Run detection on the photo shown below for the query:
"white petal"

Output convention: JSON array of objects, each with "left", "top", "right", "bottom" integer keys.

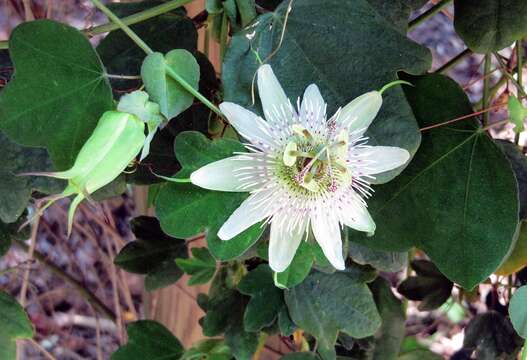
[
  {"left": 340, "top": 195, "right": 376, "bottom": 233},
  {"left": 218, "top": 189, "right": 275, "bottom": 240},
  {"left": 300, "top": 84, "right": 327, "bottom": 130},
  {"left": 219, "top": 102, "right": 275, "bottom": 149},
  {"left": 190, "top": 155, "right": 260, "bottom": 192},
  {"left": 351, "top": 146, "right": 410, "bottom": 175},
  {"left": 311, "top": 212, "right": 345, "bottom": 270},
  {"left": 338, "top": 91, "right": 382, "bottom": 134},
  {"left": 269, "top": 215, "right": 307, "bottom": 272},
  {"left": 257, "top": 64, "right": 293, "bottom": 123}
]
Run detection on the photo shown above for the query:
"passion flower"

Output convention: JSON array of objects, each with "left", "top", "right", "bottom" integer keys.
[{"left": 191, "top": 65, "right": 410, "bottom": 272}]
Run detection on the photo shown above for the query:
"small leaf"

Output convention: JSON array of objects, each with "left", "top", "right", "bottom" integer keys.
[
  {"left": 0, "top": 290, "right": 33, "bottom": 360},
  {"left": 238, "top": 264, "right": 283, "bottom": 332},
  {"left": 508, "top": 96, "right": 527, "bottom": 133},
  {"left": 397, "top": 260, "right": 453, "bottom": 311},
  {"left": 454, "top": 0, "right": 527, "bottom": 53},
  {"left": 141, "top": 50, "right": 199, "bottom": 120},
  {"left": 181, "top": 339, "right": 232, "bottom": 360},
  {"left": 111, "top": 320, "right": 184, "bottom": 360},
  {"left": 284, "top": 269, "right": 381, "bottom": 349},
  {"left": 176, "top": 247, "right": 216, "bottom": 286},
  {"left": 0, "top": 20, "right": 113, "bottom": 169},
  {"left": 114, "top": 216, "right": 187, "bottom": 291},
  {"left": 275, "top": 242, "right": 314, "bottom": 289},
  {"left": 97, "top": 3, "right": 196, "bottom": 96},
  {"left": 509, "top": 285, "right": 527, "bottom": 338}
]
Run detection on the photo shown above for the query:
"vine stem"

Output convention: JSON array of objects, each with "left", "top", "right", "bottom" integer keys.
[
  {"left": 0, "top": 0, "right": 195, "bottom": 50},
  {"left": 482, "top": 54, "right": 492, "bottom": 125},
  {"left": 13, "top": 238, "right": 117, "bottom": 321},
  {"left": 522, "top": 338, "right": 527, "bottom": 360},
  {"left": 493, "top": 52, "right": 527, "bottom": 98},
  {"left": 90, "top": 0, "right": 224, "bottom": 118},
  {"left": 408, "top": 0, "right": 452, "bottom": 31},
  {"left": 435, "top": 48, "right": 472, "bottom": 74}
]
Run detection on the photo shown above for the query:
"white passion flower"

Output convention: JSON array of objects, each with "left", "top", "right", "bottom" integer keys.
[{"left": 191, "top": 65, "right": 410, "bottom": 272}]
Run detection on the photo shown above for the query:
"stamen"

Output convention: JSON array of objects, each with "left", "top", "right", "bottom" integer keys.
[
  {"left": 292, "top": 124, "right": 313, "bottom": 140},
  {"left": 283, "top": 141, "right": 298, "bottom": 166}
]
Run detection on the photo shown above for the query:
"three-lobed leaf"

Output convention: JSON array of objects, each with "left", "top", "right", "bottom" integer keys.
[
  {"left": 350, "top": 73, "right": 519, "bottom": 289},
  {"left": 284, "top": 269, "right": 381, "bottom": 349},
  {"left": 0, "top": 20, "right": 113, "bottom": 170}
]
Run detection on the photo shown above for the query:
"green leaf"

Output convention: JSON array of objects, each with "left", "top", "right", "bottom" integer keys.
[
  {"left": 397, "top": 349, "right": 443, "bottom": 360},
  {"left": 181, "top": 339, "right": 232, "bottom": 360},
  {"left": 281, "top": 353, "right": 320, "bottom": 360},
  {"left": 156, "top": 131, "right": 264, "bottom": 260},
  {"left": 126, "top": 53, "right": 216, "bottom": 185},
  {"left": 397, "top": 260, "right": 453, "bottom": 311},
  {"left": 274, "top": 242, "right": 314, "bottom": 289},
  {"left": 0, "top": 217, "right": 29, "bottom": 258},
  {"left": 238, "top": 264, "right": 283, "bottom": 332},
  {"left": 508, "top": 96, "right": 527, "bottom": 133},
  {"left": 142, "top": 50, "right": 200, "bottom": 120},
  {"left": 509, "top": 285, "right": 527, "bottom": 338},
  {"left": 176, "top": 247, "right": 216, "bottom": 286},
  {"left": 369, "top": 278, "right": 406, "bottom": 360},
  {"left": 454, "top": 0, "right": 527, "bottom": 53},
  {"left": 111, "top": 320, "right": 184, "bottom": 360},
  {"left": 223, "top": 0, "right": 431, "bottom": 183},
  {"left": 349, "top": 241, "right": 407, "bottom": 272},
  {"left": 201, "top": 269, "right": 259, "bottom": 360},
  {"left": 0, "top": 132, "right": 64, "bottom": 223},
  {"left": 462, "top": 311, "right": 522, "bottom": 360},
  {"left": 284, "top": 269, "right": 381, "bottom": 349},
  {"left": 97, "top": 2, "right": 196, "bottom": 95},
  {"left": 350, "top": 73, "right": 519, "bottom": 289},
  {"left": 0, "top": 290, "right": 33, "bottom": 360},
  {"left": 0, "top": 20, "right": 113, "bottom": 170},
  {"left": 114, "top": 216, "right": 187, "bottom": 291}
]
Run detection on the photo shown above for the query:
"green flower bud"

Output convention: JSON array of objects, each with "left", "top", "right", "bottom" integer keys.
[{"left": 23, "top": 111, "right": 145, "bottom": 235}]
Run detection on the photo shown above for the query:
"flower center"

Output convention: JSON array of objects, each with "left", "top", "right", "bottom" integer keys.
[{"left": 275, "top": 124, "right": 351, "bottom": 196}]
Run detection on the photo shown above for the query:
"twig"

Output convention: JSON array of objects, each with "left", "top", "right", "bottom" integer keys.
[
  {"left": 13, "top": 239, "right": 116, "bottom": 321},
  {"left": 26, "top": 338, "right": 57, "bottom": 360},
  {"left": 435, "top": 48, "right": 472, "bottom": 74},
  {"left": 408, "top": 0, "right": 452, "bottom": 31},
  {"left": 482, "top": 54, "right": 492, "bottom": 125},
  {"left": 17, "top": 213, "right": 40, "bottom": 360},
  {"left": 0, "top": 0, "right": 195, "bottom": 49},
  {"left": 493, "top": 52, "right": 527, "bottom": 97},
  {"left": 22, "top": 0, "right": 34, "bottom": 20},
  {"left": 420, "top": 103, "right": 506, "bottom": 132}
]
